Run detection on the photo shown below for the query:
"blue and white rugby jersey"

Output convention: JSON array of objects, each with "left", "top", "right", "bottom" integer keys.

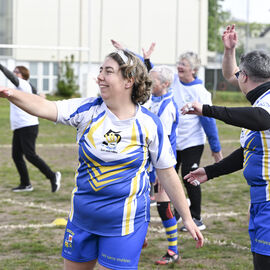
[
  {"left": 56, "top": 96, "right": 176, "bottom": 236},
  {"left": 240, "top": 90, "right": 270, "bottom": 203},
  {"left": 147, "top": 91, "right": 179, "bottom": 157}
]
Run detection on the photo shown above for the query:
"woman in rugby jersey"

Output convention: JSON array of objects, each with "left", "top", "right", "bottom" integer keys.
[{"left": 0, "top": 49, "right": 203, "bottom": 270}]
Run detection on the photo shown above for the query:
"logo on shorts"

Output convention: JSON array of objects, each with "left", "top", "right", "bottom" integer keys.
[
  {"left": 102, "top": 129, "right": 121, "bottom": 151},
  {"left": 65, "top": 233, "right": 73, "bottom": 248}
]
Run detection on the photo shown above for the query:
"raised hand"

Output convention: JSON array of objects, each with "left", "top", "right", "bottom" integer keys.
[
  {"left": 222, "top": 24, "right": 238, "bottom": 50},
  {"left": 142, "top": 42, "right": 156, "bottom": 59},
  {"left": 111, "top": 39, "right": 125, "bottom": 50}
]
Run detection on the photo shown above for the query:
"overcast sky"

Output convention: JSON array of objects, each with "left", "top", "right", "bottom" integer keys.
[{"left": 221, "top": 0, "right": 270, "bottom": 23}]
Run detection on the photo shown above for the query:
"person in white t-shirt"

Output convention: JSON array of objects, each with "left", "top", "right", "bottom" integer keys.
[
  {"left": 0, "top": 50, "right": 203, "bottom": 270},
  {"left": 0, "top": 64, "right": 61, "bottom": 192},
  {"left": 172, "top": 52, "right": 223, "bottom": 231}
]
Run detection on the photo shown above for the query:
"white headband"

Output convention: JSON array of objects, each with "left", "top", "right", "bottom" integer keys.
[{"left": 116, "top": 50, "right": 133, "bottom": 65}]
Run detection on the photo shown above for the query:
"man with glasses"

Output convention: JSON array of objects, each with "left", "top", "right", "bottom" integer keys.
[
  {"left": 0, "top": 63, "right": 61, "bottom": 193},
  {"left": 179, "top": 24, "right": 270, "bottom": 270}
]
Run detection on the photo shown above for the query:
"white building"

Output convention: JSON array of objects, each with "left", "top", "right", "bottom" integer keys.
[{"left": 0, "top": 0, "right": 208, "bottom": 96}]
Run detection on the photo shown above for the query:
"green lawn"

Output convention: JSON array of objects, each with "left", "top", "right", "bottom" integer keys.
[{"left": 0, "top": 92, "right": 253, "bottom": 270}]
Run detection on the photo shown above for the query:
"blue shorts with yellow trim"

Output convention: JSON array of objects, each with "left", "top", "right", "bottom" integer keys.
[
  {"left": 249, "top": 201, "right": 270, "bottom": 256},
  {"left": 62, "top": 219, "right": 148, "bottom": 269}
]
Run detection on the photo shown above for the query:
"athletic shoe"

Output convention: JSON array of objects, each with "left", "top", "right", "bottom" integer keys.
[
  {"left": 180, "top": 217, "right": 206, "bottom": 232},
  {"left": 12, "top": 184, "right": 33, "bottom": 192},
  {"left": 50, "top": 171, "right": 61, "bottom": 193},
  {"left": 155, "top": 250, "right": 180, "bottom": 265}
]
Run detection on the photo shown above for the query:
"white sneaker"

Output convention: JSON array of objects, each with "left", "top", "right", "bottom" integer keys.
[{"left": 51, "top": 171, "right": 61, "bottom": 192}]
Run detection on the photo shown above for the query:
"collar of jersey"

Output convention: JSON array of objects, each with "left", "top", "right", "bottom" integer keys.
[
  {"left": 180, "top": 77, "right": 202, "bottom": 86},
  {"left": 151, "top": 90, "right": 172, "bottom": 102}
]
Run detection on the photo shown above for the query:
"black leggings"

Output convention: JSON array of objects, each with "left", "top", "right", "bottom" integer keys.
[
  {"left": 175, "top": 145, "right": 204, "bottom": 220},
  {"left": 12, "top": 125, "right": 55, "bottom": 186},
  {"left": 253, "top": 252, "right": 270, "bottom": 270}
]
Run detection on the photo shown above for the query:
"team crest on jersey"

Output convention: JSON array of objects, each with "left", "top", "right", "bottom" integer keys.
[{"left": 102, "top": 129, "right": 121, "bottom": 152}]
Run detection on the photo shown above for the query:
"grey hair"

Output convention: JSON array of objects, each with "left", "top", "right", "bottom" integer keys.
[
  {"left": 150, "top": 65, "right": 174, "bottom": 86},
  {"left": 178, "top": 51, "right": 201, "bottom": 77},
  {"left": 239, "top": 50, "right": 270, "bottom": 83}
]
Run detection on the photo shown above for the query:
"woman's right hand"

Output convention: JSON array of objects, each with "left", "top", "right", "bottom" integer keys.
[{"left": 0, "top": 86, "right": 12, "bottom": 98}]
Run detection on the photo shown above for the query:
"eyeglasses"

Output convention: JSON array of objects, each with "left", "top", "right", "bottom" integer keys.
[
  {"left": 177, "top": 61, "right": 187, "bottom": 67},
  {"left": 13, "top": 70, "right": 21, "bottom": 74},
  {"left": 235, "top": 70, "right": 246, "bottom": 79}
]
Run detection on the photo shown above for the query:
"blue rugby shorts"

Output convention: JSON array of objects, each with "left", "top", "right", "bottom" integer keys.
[{"left": 62, "top": 219, "right": 148, "bottom": 269}]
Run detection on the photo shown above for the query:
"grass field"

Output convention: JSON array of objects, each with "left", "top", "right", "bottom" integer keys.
[{"left": 0, "top": 92, "right": 254, "bottom": 270}]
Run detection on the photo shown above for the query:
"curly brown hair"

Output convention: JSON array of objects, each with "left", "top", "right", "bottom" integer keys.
[{"left": 107, "top": 50, "right": 152, "bottom": 105}]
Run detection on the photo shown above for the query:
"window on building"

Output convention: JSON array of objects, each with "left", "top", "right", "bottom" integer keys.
[
  {"left": 0, "top": 0, "right": 13, "bottom": 56},
  {"left": 28, "top": 61, "right": 58, "bottom": 93}
]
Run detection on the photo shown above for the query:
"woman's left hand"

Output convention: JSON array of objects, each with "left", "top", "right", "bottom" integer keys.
[
  {"left": 182, "top": 218, "right": 204, "bottom": 248},
  {"left": 181, "top": 101, "right": 203, "bottom": 115},
  {"left": 212, "top": 151, "right": 223, "bottom": 163}
]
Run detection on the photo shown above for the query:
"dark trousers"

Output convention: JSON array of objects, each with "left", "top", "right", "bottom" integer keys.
[
  {"left": 12, "top": 125, "right": 55, "bottom": 186},
  {"left": 175, "top": 145, "right": 204, "bottom": 220},
  {"left": 253, "top": 252, "right": 270, "bottom": 270}
]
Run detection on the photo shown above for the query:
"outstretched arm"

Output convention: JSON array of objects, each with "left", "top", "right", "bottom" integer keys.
[
  {"left": 157, "top": 167, "right": 204, "bottom": 248},
  {"left": 142, "top": 42, "right": 155, "bottom": 71},
  {"left": 0, "top": 87, "right": 57, "bottom": 121},
  {"left": 181, "top": 101, "right": 270, "bottom": 131},
  {"left": 0, "top": 64, "right": 19, "bottom": 87},
  {"left": 184, "top": 147, "right": 244, "bottom": 186},
  {"left": 222, "top": 25, "right": 239, "bottom": 86}
]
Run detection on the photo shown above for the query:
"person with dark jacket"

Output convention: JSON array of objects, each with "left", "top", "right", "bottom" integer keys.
[{"left": 182, "top": 25, "right": 270, "bottom": 270}]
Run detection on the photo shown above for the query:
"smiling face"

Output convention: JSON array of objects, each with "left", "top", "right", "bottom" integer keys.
[
  {"left": 97, "top": 57, "right": 131, "bottom": 105},
  {"left": 177, "top": 58, "right": 195, "bottom": 83}
]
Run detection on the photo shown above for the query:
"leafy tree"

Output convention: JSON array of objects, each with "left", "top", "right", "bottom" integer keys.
[
  {"left": 57, "top": 54, "right": 79, "bottom": 97},
  {"left": 208, "top": 0, "right": 231, "bottom": 53}
]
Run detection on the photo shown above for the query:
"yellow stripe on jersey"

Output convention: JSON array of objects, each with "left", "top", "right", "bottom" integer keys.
[
  {"left": 87, "top": 114, "right": 106, "bottom": 148},
  {"left": 244, "top": 128, "right": 249, "bottom": 136},
  {"left": 69, "top": 163, "right": 80, "bottom": 221},
  {"left": 261, "top": 131, "right": 270, "bottom": 184},
  {"left": 144, "top": 126, "right": 149, "bottom": 144},
  {"left": 243, "top": 136, "right": 255, "bottom": 169},
  {"left": 121, "top": 122, "right": 137, "bottom": 153},
  {"left": 81, "top": 147, "right": 138, "bottom": 191},
  {"left": 122, "top": 126, "right": 148, "bottom": 236}
]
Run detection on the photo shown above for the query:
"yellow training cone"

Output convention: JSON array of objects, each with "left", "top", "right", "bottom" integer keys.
[{"left": 52, "top": 218, "right": 67, "bottom": 226}]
